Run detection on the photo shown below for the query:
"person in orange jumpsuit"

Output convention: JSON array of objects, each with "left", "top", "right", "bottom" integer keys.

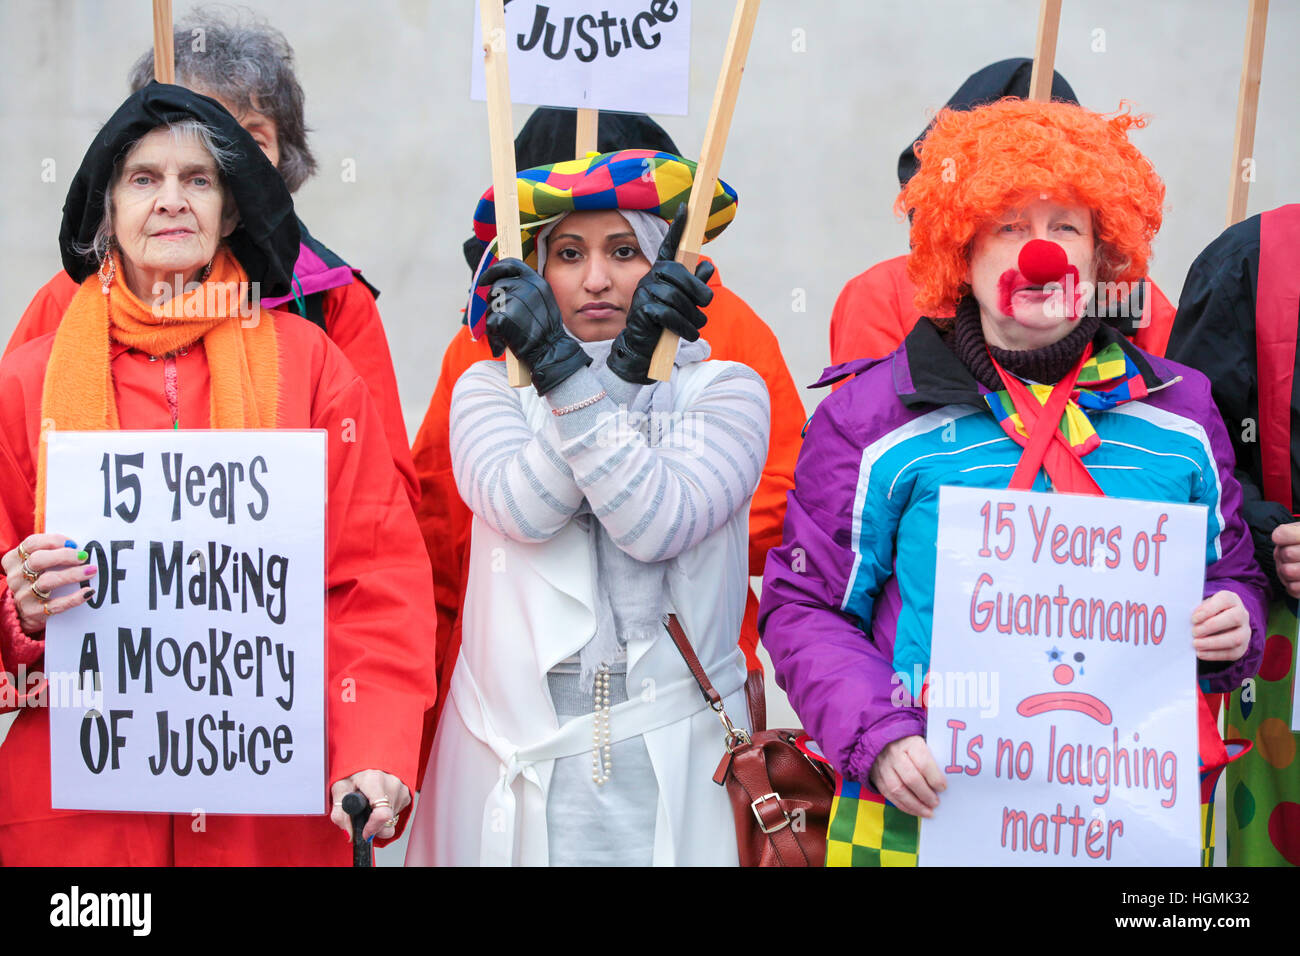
[
  {"left": 2, "top": 8, "right": 418, "bottom": 508},
  {"left": 0, "top": 84, "right": 435, "bottom": 865},
  {"left": 829, "top": 58, "right": 1176, "bottom": 370},
  {"left": 410, "top": 109, "right": 803, "bottom": 786}
]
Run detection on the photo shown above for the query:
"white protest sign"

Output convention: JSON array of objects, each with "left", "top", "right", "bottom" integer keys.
[
  {"left": 471, "top": 1, "right": 692, "bottom": 115},
  {"left": 919, "top": 486, "right": 1204, "bottom": 866},
  {"left": 43, "top": 431, "right": 325, "bottom": 815}
]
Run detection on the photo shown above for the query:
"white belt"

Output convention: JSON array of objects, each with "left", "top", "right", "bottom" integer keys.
[{"left": 450, "top": 648, "right": 746, "bottom": 866}]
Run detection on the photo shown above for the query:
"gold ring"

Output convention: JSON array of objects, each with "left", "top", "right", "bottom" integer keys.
[
  {"left": 43, "top": 602, "right": 53, "bottom": 616},
  {"left": 21, "top": 558, "right": 39, "bottom": 583},
  {"left": 31, "top": 582, "right": 52, "bottom": 602},
  {"left": 381, "top": 818, "right": 397, "bottom": 829},
  {"left": 16, "top": 541, "right": 31, "bottom": 562}
]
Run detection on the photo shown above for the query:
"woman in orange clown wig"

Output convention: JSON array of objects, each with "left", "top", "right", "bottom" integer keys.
[{"left": 760, "top": 99, "right": 1265, "bottom": 865}]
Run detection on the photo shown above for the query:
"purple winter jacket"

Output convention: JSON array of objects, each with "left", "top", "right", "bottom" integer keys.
[{"left": 758, "top": 319, "right": 1267, "bottom": 787}]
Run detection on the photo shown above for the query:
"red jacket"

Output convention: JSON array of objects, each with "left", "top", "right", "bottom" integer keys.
[
  {"left": 6, "top": 271, "right": 420, "bottom": 509},
  {"left": 0, "top": 314, "right": 437, "bottom": 865},
  {"left": 828, "top": 253, "right": 1178, "bottom": 369},
  {"left": 409, "top": 263, "right": 804, "bottom": 787}
]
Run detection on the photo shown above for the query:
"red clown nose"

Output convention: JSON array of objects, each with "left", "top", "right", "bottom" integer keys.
[{"left": 1018, "top": 239, "right": 1070, "bottom": 285}]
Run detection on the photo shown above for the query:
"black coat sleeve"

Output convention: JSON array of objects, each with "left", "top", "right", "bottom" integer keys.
[{"left": 1167, "top": 214, "right": 1294, "bottom": 597}]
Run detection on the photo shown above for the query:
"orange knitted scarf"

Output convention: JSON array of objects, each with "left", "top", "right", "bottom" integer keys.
[{"left": 35, "top": 245, "right": 279, "bottom": 531}]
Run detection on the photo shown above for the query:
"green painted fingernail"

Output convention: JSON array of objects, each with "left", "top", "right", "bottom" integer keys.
[{"left": 77, "top": 550, "right": 88, "bottom": 562}]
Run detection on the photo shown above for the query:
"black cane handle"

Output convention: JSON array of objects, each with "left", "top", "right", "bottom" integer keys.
[{"left": 342, "top": 791, "right": 373, "bottom": 868}]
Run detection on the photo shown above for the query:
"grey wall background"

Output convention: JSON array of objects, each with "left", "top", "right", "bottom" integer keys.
[
  {"left": 0, "top": 0, "right": 1292, "bottom": 865},
  {"left": 2, "top": 0, "right": 1297, "bottom": 430}
]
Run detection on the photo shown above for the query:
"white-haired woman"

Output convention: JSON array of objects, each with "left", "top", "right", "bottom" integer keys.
[
  {"left": 0, "top": 83, "right": 435, "bottom": 866},
  {"left": 6, "top": 6, "right": 418, "bottom": 507}
]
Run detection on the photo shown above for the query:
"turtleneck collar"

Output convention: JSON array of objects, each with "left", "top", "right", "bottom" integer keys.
[{"left": 946, "top": 295, "right": 1102, "bottom": 391}]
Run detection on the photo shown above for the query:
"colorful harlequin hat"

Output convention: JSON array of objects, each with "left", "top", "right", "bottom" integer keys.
[{"left": 464, "top": 148, "right": 738, "bottom": 339}]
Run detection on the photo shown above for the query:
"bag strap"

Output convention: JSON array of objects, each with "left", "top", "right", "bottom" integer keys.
[
  {"left": 665, "top": 615, "right": 813, "bottom": 866},
  {"left": 665, "top": 613, "right": 722, "bottom": 705},
  {"left": 664, "top": 614, "right": 756, "bottom": 747},
  {"left": 745, "top": 669, "right": 767, "bottom": 734},
  {"left": 661, "top": 615, "right": 766, "bottom": 731}
]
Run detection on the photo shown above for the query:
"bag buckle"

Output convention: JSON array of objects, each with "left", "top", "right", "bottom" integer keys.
[
  {"left": 750, "top": 793, "right": 790, "bottom": 834},
  {"left": 712, "top": 700, "right": 751, "bottom": 752}
]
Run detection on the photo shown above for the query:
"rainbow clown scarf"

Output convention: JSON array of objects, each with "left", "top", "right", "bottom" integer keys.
[
  {"left": 983, "top": 341, "right": 1149, "bottom": 456},
  {"left": 463, "top": 149, "right": 738, "bottom": 339}
]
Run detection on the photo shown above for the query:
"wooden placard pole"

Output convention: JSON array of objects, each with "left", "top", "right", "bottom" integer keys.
[
  {"left": 1027, "top": 0, "right": 1062, "bottom": 101},
  {"left": 1227, "top": 0, "right": 1269, "bottom": 227},
  {"left": 646, "top": 0, "right": 761, "bottom": 382},
  {"left": 153, "top": 0, "right": 175, "bottom": 84},
  {"left": 575, "top": 108, "right": 599, "bottom": 159},
  {"left": 479, "top": 0, "right": 530, "bottom": 387}
]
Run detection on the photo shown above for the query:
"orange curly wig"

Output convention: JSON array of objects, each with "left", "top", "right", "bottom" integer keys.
[{"left": 897, "top": 99, "right": 1165, "bottom": 319}]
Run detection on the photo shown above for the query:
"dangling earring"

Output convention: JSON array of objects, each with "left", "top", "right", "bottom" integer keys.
[{"left": 97, "top": 242, "right": 116, "bottom": 295}]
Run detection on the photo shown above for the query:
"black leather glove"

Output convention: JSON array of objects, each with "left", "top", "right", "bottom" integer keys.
[
  {"left": 478, "top": 258, "right": 592, "bottom": 395},
  {"left": 607, "top": 207, "right": 716, "bottom": 385}
]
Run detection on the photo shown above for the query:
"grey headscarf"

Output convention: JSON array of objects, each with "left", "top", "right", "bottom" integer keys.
[{"left": 541, "top": 209, "right": 705, "bottom": 691}]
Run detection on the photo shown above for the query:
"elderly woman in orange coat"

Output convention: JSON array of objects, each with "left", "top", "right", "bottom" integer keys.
[
  {"left": 0, "top": 84, "right": 435, "bottom": 865},
  {"left": 5, "top": 8, "right": 419, "bottom": 508}
]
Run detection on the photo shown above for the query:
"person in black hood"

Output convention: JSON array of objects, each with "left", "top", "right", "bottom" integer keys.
[
  {"left": 895, "top": 58, "right": 1078, "bottom": 188},
  {"left": 1166, "top": 204, "right": 1300, "bottom": 867},
  {"left": 0, "top": 83, "right": 437, "bottom": 865},
  {"left": 58, "top": 82, "right": 299, "bottom": 296},
  {"left": 828, "top": 57, "right": 1177, "bottom": 369},
  {"left": 6, "top": 7, "right": 419, "bottom": 508}
]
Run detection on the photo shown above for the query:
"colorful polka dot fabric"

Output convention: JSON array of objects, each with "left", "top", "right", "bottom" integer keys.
[{"left": 1227, "top": 595, "right": 1300, "bottom": 866}]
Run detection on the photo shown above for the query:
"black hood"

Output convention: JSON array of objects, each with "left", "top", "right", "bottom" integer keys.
[
  {"left": 60, "top": 82, "right": 299, "bottom": 298},
  {"left": 897, "top": 58, "right": 1079, "bottom": 187},
  {"left": 514, "top": 107, "right": 680, "bottom": 172},
  {"left": 464, "top": 107, "right": 681, "bottom": 272}
]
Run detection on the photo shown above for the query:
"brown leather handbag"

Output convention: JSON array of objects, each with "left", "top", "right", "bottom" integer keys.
[{"left": 665, "top": 615, "right": 837, "bottom": 867}]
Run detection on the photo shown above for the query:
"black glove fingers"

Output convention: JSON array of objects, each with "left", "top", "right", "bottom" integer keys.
[
  {"left": 638, "top": 301, "right": 702, "bottom": 342},
  {"left": 484, "top": 315, "right": 510, "bottom": 358},
  {"left": 508, "top": 280, "right": 551, "bottom": 326},
  {"left": 482, "top": 258, "right": 560, "bottom": 317},
  {"left": 692, "top": 258, "right": 716, "bottom": 290},
  {"left": 640, "top": 281, "right": 701, "bottom": 327},
  {"left": 479, "top": 258, "right": 529, "bottom": 288},
  {"left": 656, "top": 204, "right": 689, "bottom": 262},
  {"left": 650, "top": 260, "right": 714, "bottom": 307}
]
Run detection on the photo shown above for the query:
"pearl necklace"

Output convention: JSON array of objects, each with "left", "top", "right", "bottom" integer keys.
[{"left": 591, "top": 664, "right": 612, "bottom": 785}]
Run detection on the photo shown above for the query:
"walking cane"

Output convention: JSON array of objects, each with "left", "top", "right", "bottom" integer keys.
[{"left": 342, "top": 791, "right": 374, "bottom": 868}]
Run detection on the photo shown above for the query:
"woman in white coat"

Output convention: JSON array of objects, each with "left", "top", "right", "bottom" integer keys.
[{"left": 405, "top": 151, "right": 768, "bottom": 866}]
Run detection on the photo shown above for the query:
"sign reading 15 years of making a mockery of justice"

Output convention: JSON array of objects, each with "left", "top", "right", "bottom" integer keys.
[{"left": 43, "top": 430, "right": 326, "bottom": 815}]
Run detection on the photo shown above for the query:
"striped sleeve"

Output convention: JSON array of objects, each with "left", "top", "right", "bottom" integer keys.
[
  {"left": 448, "top": 361, "right": 585, "bottom": 542},
  {"left": 552, "top": 362, "right": 770, "bottom": 563}
]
